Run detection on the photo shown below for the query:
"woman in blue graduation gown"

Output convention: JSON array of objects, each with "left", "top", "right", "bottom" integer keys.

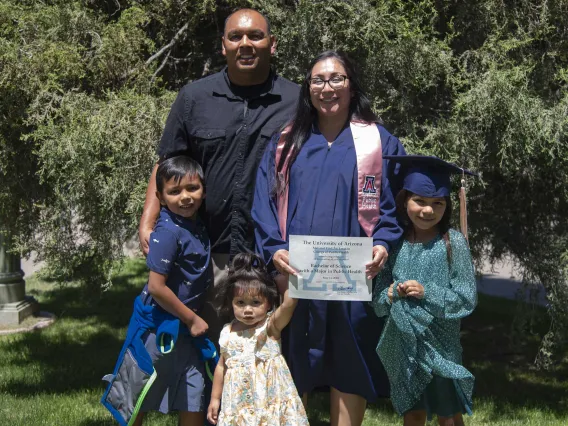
[{"left": 252, "top": 51, "right": 406, "bottom": 425}]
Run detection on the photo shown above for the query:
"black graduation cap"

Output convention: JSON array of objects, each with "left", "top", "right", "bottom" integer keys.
[{"left": 383, "top": 155, "right": 478, "bottom": 198}]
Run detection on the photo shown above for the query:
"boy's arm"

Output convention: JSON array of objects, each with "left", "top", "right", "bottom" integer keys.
[
  {"left": 207, "top": 354, "right": 226, "bottom": 425},
  {"left": 268, "top": 288, "right": 298, "bottom": 339},
  {"left": 139, "top": 163, "right": 161, "bottom": 255},
  {"left": 148, "top": 271, "right": 208, "bottom": 336},
  {"left": 141, "top": 88, "right": 193, "bottom": 255}
]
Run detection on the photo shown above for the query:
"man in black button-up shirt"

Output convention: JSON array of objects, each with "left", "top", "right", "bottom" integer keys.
[{"left": 138, "top": 9, "right": 298, "bottom": 338}]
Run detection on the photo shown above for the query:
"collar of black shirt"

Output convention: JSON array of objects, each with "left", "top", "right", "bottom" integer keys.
[{"left": 213, "top": 66, "right": 281, "bottom": 100}]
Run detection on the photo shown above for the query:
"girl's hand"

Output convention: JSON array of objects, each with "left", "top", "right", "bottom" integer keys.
[
  {"left": 400, "top": 280, "right": 425, "bottom": 299},
  {"left": 273, "top": 249, "right": 297, "bottom": 276},
  {"left": 366, "top": 245, "right": 388, "bottom": 279},
  {"left": 207, "top": 398, "right": 221, "bottom": 424},
  {"left": 274, "top": 274, "right": 289, "bottom": 295},
  {"left": 387, "top": 283, "right": 405, "bottom": 302}
]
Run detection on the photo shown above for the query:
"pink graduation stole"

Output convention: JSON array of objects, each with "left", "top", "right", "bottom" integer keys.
[{"left": 275, "top": 122, "right": 382, "bottom": 239}]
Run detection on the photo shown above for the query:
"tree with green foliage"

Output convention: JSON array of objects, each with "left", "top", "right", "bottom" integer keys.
[{"left": 1, "top": 0, "right": 567, "bottom": 366}]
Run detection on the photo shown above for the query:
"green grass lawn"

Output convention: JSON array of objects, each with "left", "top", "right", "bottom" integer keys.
[{"left": 1, "top": 258, "right": 567, "bottom": 425}]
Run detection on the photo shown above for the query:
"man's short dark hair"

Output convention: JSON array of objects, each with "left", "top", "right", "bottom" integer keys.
[
  {"left": 156, "top": 156, "right": 204, "bottom": 193},
  {"left": 223, "top": 8, "right": 271, "bottom": 35}
]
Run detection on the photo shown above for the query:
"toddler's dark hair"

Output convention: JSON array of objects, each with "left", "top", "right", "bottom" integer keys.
[
  {"left": 213, "top": 253, "right": 279, "bottom": 319},
  {"left": 156, "top": 155, "right": 204, "bottom": 193}
]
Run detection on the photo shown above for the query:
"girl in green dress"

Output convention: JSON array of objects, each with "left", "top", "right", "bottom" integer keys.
[{"left": 372, "top": 155, "right": 478, "bottom": 426}]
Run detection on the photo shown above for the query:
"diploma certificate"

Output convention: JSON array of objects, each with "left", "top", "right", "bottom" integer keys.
[{"left": 288, "top": 235, "right": 373, "bottom": 301}]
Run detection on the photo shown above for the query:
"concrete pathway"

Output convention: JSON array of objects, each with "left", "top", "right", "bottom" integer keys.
[
  {"left": 477, "top": 259, "right": 547, "bottom": 306},
  {"left": 21, "top": 252, "right": 44, "bottom": 279},
  {"left": 20, "top": 238, "right": 140, "bottom": 279}
]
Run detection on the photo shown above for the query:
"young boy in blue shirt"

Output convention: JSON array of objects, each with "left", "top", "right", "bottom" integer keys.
[{"left": 102, "top": 156, "right": 212, "bottom": 426}]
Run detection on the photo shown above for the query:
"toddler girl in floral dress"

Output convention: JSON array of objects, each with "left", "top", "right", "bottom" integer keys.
[{"left": 206, "top": 253, "right": 308, "bottom": 426}]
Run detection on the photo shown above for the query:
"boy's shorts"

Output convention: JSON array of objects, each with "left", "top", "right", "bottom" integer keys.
[{"left": 139, "top": 330, "right": 205, "bottom": 414}]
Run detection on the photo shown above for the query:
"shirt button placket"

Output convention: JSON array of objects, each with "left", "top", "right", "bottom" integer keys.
[{"left": 231, "top": 98, "right": 249, "bottom": 255}]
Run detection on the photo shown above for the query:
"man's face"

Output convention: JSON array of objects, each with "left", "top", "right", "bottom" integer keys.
[{"left": 222, "top": 10, "right": 275, "bottom": 79}]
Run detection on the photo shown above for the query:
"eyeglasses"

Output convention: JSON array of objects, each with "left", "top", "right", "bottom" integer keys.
[{"left": 308, "top": 75, "right": 348, "bottom": 90}]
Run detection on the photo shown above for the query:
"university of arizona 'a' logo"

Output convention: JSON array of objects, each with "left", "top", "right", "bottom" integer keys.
[{"left": 363, "top": 175, "right": 377, "bottom": 193}]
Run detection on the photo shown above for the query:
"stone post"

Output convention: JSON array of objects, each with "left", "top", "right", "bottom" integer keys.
[{"left": 0, "top": 232, "right": 38, "bottom": 325}]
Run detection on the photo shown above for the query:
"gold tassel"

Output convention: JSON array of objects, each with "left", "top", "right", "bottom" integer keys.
[{"left": 459, "top": 173, "right": 468, "bottom": 243}]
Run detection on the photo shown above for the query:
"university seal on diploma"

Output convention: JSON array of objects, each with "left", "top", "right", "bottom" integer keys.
[{"left": 288, "top": 235, "right": 373, "bottom": 301}]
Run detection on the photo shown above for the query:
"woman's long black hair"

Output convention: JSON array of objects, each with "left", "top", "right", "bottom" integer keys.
[{"left": 276, "top": 51, "right": 380, "bottom": 189}]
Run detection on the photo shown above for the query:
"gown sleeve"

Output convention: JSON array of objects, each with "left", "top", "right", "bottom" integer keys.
[
  {"left": 372, "top": 127, "right": 406, "bottom": 252},
  {"left": 421, "top": 231, "right": 477, "bottom": 319},
  {"left": 251, "top": 136, "right": 288, "bottom": 269},
  {"left": 372, "top": 250, "right": 395, "bottom": 318}
]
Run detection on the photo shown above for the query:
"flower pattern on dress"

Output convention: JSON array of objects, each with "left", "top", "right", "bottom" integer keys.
[
  {"left": 372, "top": 229, "right": 477, "bottom": 416},
  {"left": 217, "top": 314, "right": 309, "bottom": 426}
]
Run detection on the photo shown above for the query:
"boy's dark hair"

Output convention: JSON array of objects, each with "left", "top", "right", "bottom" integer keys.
[
  {"left": 213, "top": 253, "right": 279, "bottom": 319},
  {"left": 395, "top": 189, "right": 453, "bottom": 263},
  {"left": 156, "top": 156, "right": 204, "bottom": 193}
]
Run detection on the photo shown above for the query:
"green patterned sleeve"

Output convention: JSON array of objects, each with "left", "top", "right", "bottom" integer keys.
[
  {"left": 372, "top": 253, "right": 394, "bottom": 318},
  {"left": 422, "top": 230, "right": 477, "bottom": 319}
]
